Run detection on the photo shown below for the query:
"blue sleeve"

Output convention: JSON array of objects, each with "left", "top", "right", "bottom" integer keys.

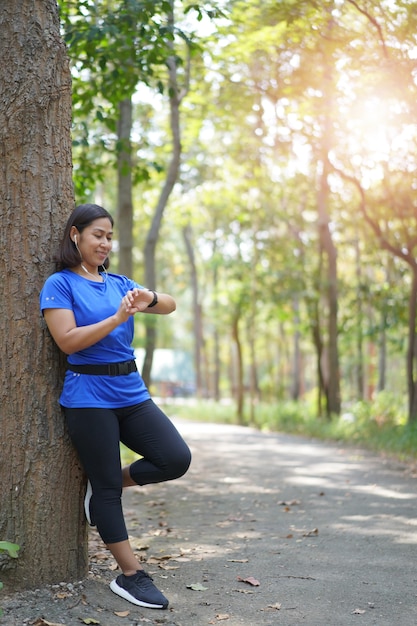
[
  {"left": 39, "top": 273, "right": 74, "bottom": 313},
  {"left": 121, "top": 276, "right": 144, "bottom": 291}
]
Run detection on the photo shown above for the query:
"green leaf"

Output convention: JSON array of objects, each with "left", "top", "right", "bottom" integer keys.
[{"left": 0, "top": 542, "right": 20, "bottom": 558}]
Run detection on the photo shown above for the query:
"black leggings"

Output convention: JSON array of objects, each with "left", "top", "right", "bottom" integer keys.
[{"left": 64, "top": 399, "right": 191, "bottom": 544}]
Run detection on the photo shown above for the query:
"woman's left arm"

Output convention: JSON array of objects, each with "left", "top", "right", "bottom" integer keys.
[{"left": 128, "top": 288, "right": 176, "bottom": 315}]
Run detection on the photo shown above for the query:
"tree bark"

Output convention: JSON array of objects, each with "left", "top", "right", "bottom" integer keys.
[
  {"left": 0, "top": 0, "right": 87, "bottom": 589},
  {"left": 182, "top": 225, "right": 203, "bottom": 397},
  {"left": 142, "top": 56, "right": 181, "bottom": 383},
  {"left": 142, "top": 3, "right": 187, "bottom": 386},
  {"left": 231, "top": 314, "right": 244, "bottom": 424},
  {"left": 317, "top": 162, "right": 341, "bottom": 416},
  {"left": 316, "top": 43, "right": 341, "bottom": 417},
  {"left": 407, "top": 268, "right": 417, "bottom": 422},
  {"left": 377, "top": 310, "right": 387, "bottom": 393},
  {"left": 290, "top": 297, "right": 302, "bottom": 401},
  {"left": 117, "top": 97, "right": 133, "bottom": 277}
]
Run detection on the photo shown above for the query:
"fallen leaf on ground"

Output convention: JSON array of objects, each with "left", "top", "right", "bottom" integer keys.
[
  {"left": 302, "top": 528, "right": 319, "bottom": 537},
  {"left": 215, "top": 614, "right": 230, "bottom": 620},
  {"left": 151, "top": 553, "right": 178, "bottom": 561},
  {"left": 237, "top": 576, "right": 260, "bottom": 586},
  {"left": 114, "top": 610, "right": 130, "bottom": 617},
  {"left": 186, "top": 583, "right": 208, "bottom": 591},
  {"left": 150, "top": 528, "right": 170, "bottom": 536},
  {"left": 147, "top": 557, "right": 165, "bottom": 564},
  {"left": 352, "top": 608, "right": 366, "bottom": 614},
  {"left": 80, "top": 619, "right": 101, "bottom": 625},
  {"left": 227, "top": 559, "right": 248, "bottom": 563}
]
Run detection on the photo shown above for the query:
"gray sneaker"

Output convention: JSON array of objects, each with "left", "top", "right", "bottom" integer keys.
[
  {"left": 84, "top": 480, "right": 95, "bottom": 526},
  {"left": 110, "top": 570, "right": 169, "bottom": 609}
]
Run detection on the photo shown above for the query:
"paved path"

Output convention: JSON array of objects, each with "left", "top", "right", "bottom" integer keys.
[
  {"left": 5, "top": 419, "right": 415, "bottom": 626},
  {"left": 120, "top": 419, "right": 417, "bottom": 626}
]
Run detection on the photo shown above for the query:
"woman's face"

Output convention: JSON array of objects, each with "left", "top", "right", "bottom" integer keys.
[{"left": 72, "top": 217, "right": 113, "bottom": 270}]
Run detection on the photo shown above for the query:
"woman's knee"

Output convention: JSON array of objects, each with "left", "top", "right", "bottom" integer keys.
[
  {"left": 154, "top": 442, "right": 191, "bottom": 481},
  {"left": 170, "top": 443, "right": 192, "bottom": 479},
  {"left": 130, "top": 443, "right": 191, "bottom": 484}
]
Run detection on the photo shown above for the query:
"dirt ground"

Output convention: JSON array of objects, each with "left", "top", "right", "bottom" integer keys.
[{"left": 2, "top": 418, "right": 417, "bottom": 626}]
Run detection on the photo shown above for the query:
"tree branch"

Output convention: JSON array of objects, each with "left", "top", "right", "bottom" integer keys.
[
  {"left": 345, "top": 0, "right": 389, "bottom": 59},
  {"left": 332, "top": 164, "right": 415, "bottom": 266}
]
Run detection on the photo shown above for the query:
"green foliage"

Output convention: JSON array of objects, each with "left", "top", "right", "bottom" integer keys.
[
  {"left": 165, "top": 394, "right": 416, "bottom": 461},
  {"left": 0, "top": 542, "right": 20, "bottom": 559},
  {"left": 58, "top": 0, "right": 222, "bottom": 198}
]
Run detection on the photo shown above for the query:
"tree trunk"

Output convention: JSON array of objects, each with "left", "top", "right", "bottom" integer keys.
[
  {"left": 231, "top": 314, "right": 244, "bottom": 424},
  {"left": 142, "top": 65, "right": 181, "bottom": 382},
  {"left": 318, "top": 177, "right": 341, "bottom": 416},
  {"left": 407, "top": 267, "right": 417, "bottom": 422},
  {"left": 211, "top": 239, "right": 221, "bottom": 401},
  {"left": 142, "top": 10, "right": 185, "bottom": 386},
  {"left": 308, "top": 293, "right": 325, "bottom": 416},
  {"left": 354, "top": 235, "right": 364, "bottom": 399},
  {"left": 317, "top": 85, "right": 341, "bottom": 415},
  {"left": 290, "top": 297, "right": 302, "bottom": 401},
  {"left": 377, "top": 310, "right": 387, "bottom": 392},
  {"left": 0, "top": 1, "right": 87, "bottom": 589},
  {"left": 247, "top": 316, "right": 258, "bottom": 425},
  {"left": 182, "top": 225, "right": 203, "bottom": 397},
  {"left": 117, "top": 97, "right": 133, "bottom": 277}
]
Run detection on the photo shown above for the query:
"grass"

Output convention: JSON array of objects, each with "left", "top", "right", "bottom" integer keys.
[{"left": 154, "top": 391, "right": 417, "bottom": 463}]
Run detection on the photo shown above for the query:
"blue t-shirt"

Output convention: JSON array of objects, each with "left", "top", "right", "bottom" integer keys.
[{"left": 40, "top": 269, "right": 150, "bottom": 408}]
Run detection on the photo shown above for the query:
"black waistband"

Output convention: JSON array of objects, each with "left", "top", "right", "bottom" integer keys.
[{"left": 66, "top": 360, "right": 137, "bottom": 376}]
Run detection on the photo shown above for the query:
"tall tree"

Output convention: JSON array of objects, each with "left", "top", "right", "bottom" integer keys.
[
  {"left": 142, "top": 2, "right": 191, "bottom": 385},
  {"left": 0, "top": 1, "right": 86, "bottom": 588},
  {"left": 117, "top": 97, "right": 134, "bottom": 276}
]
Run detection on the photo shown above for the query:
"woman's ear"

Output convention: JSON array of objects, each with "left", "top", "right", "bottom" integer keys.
[{"left": 70, "top": 227, "right": 78, "bottom": 243}]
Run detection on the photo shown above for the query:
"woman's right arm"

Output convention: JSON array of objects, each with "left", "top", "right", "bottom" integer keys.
[{"left": 43, "top": 293, "right": 136, "bottom": 355}]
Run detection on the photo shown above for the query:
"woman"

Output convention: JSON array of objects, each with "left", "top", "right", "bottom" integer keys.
[{"left": 40, "top": 203, "right": 191, "bottom": 610}]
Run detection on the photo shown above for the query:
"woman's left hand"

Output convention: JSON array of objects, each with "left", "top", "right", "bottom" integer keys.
[
  {"left": 122, "top": 289, "right": 153, "bottom": 313},
  {"left": 124, "top": 289, "right": 176, "bottom": 315}
]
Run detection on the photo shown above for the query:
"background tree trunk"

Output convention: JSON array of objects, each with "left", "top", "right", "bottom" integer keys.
[
  {"left": 291, "top": 298, "right": 302, "bottom": 401},
  {"left": 0, "top": 0, "right": 87, "bottom": 589},
  {"left": 406, "top": 267, "right": 417, "bottom": 422},
  {"left": 117, "top": 97, "right": 133, "bottom": 277},
  {"left": 316, "top": 43, "right": 341, "bottom": 417},
  {"left": 142, "top": 49, "right": 183, "bottom": 386},
  {"left": 231, "top": 314, "right": 244, "bottom": 423},
  {"left": 183, "top": 225, "right": 203, "bottom": 397},
  {"left": 142, "top": 0, "right": 189, "bottom": 387}
]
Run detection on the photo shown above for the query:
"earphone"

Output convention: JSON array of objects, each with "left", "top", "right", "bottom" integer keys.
[{"left": 74, "top": 235, "right": 77, "bottom": 244}]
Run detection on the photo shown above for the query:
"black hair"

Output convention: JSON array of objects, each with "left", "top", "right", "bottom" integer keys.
[{"left": 58, "top": 203, "right": 114, "bottom": 270}]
